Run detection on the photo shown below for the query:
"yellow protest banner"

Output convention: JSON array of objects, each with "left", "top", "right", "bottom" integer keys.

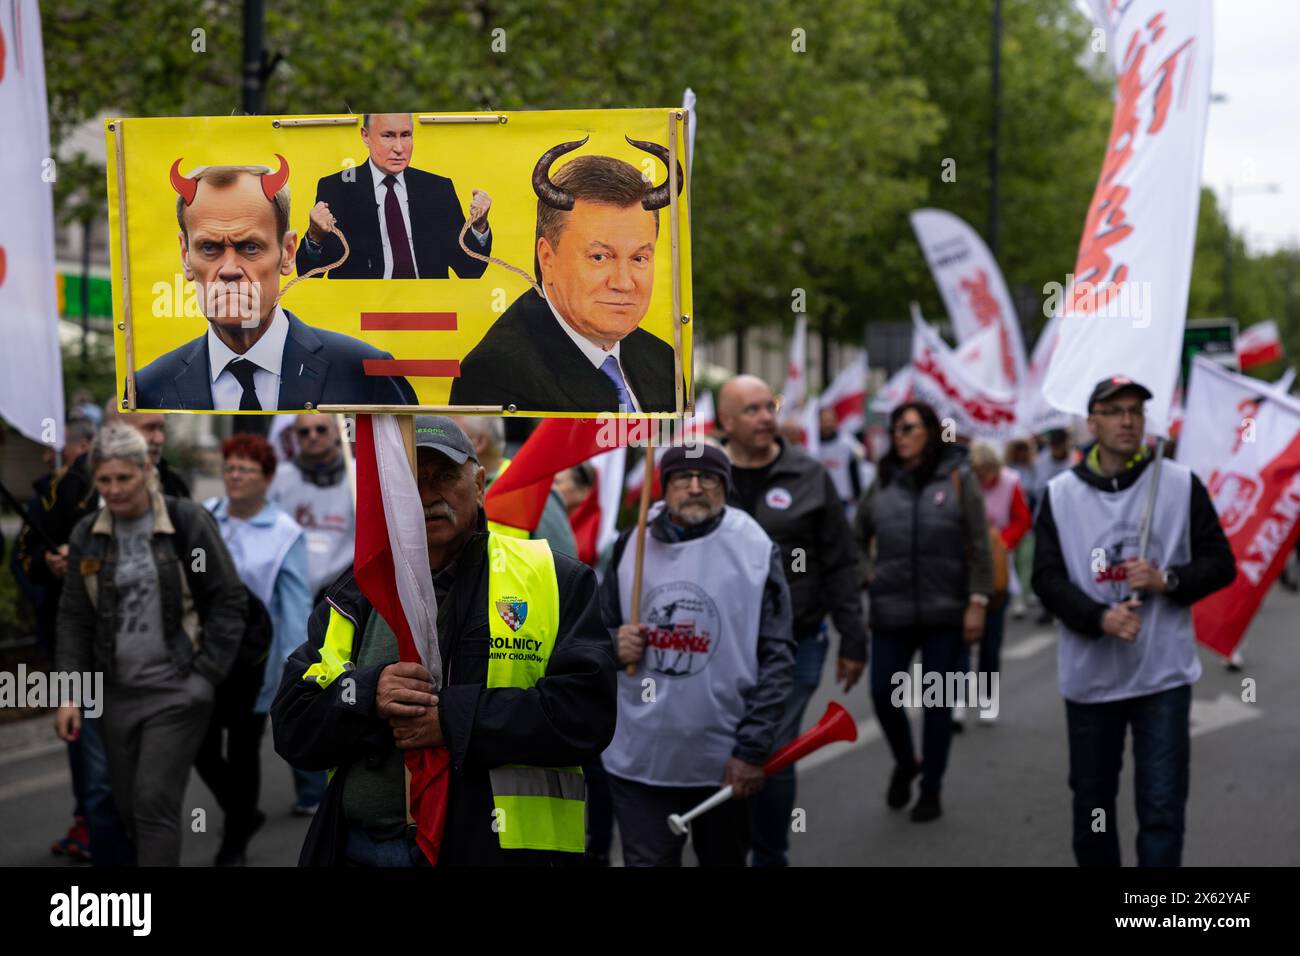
[{"left": 105, "top": 108, "right": 693, "bottom": 417}]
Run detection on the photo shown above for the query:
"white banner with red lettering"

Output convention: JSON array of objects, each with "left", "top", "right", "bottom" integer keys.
[
  {"left": 910, "top": 208, "right": 1027, "bottom": 396},
  {"left": 1178, "top": 356, "right": 1300, "bottom": 657},
  {"left": 0, "top": 0, "right": 63, "bottom": 445},
  {"left": 910, "top": 316, "right": 1018, "bottom": 440},
  {"left": 1018, "top": 313, "right": 1073, "bottom": 435},
  {"left": 1043, "top": 0, "right": 1213, "bottom": 437}
]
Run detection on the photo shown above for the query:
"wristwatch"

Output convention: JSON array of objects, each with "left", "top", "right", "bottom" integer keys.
[
  {"left": 969, "top": 593, "right": 990, "bottom": 607},
  {"left": 1162, "top": 569, "right": 1179, "bottom": 594}
]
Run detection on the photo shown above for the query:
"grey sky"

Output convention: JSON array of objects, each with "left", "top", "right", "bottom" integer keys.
[{"left": 1202, "top": 0, "right": 1300, "bottom": 254}]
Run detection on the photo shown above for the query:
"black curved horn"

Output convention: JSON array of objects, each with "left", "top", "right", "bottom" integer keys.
[
  {"left": 531, "top": 135, "right": 590, "bottom": 210},
  {"left": 625, "top": 135, "right": 684, "bottom": 210}
]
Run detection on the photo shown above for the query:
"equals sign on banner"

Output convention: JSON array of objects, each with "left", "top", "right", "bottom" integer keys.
[{"left": 360, "top": 312, "right": 461, "bottom": 378}]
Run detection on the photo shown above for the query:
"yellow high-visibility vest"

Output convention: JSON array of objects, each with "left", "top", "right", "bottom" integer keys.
[{"left": 303, "top": 531, "right": 584, "bottom": 852}]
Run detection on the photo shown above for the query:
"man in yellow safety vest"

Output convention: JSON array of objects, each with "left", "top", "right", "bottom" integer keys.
[{"left": 271, "top": 416, "right": 616, "bottom": 865}]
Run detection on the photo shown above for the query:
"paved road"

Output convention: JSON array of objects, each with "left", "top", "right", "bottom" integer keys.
[{"left": 2, "top": 588, "right": 1296, "bottom": 867}]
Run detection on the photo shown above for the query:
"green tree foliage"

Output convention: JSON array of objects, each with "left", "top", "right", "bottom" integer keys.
[{"left": 39, "top": 0, "right": 1293, "bottom": 357}]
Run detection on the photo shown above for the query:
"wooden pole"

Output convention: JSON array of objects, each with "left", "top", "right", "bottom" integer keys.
[
  {"left": 668, "top": 111, "right": 684, "bottom": 415},
  {"left": 626, "top": 425, "right": 656, "bottom": 676},
  {"left": 111, "top": 121, "right": 137, "bottom": 410}
]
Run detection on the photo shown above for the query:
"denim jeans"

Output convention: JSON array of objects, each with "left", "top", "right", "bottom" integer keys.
[
  {"left": 79, "top": 714, "right": 135, "bottom": 866},
  {"left": 344, "top": 826, "right": 430, "bottom": 867},
  {"left": 749, "top": 630, "right": 828, "bottom": 867},
  {"left": 870, "top": 627, "right": 964, "bottom": 794},
  {"left": 1065, "top": 683, "right": 1191, "bottom": 867},
  {"left": 292, "top": 767, "right": 328, "bottom": 808}
]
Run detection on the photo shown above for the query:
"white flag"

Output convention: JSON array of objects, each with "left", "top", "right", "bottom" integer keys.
[
  {"left": 1178, "top": 356, "right": 1300, "bottom": 657},
  {"left": 819, "top": 352, "right": 868, "bottom": 435},
  {"left": 0, "top": 0, "right": 63, "bottom": 445},
  {"left": 779, "top": 315, "right": 808, "bottom": 423},
  {"left": 910, "top": 208, "right": 1027, "bottom": 395},
  {"left": 910, "top": 315, "right": 1018, "bottom": 440},
  {"left": 871, "top": 364, "right": 913, "bottom": 415},
  {"left": 1043, "top": 0, "right": 1214, "bottom": 437},
  {"left": 589, "top": 447, "right": 626, "bottom": 559},
  {"left": 1018, "top": 313, "right": 1073, "bottom": 434}
]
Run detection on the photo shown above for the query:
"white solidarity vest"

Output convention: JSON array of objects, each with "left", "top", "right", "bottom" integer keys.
[
  {"left": 603, "top": 504, "right": 771, "bottom": 787},
  {"left": 1047, "top": 460, "right": 1200, "bottom": 703},
  {"left": 269, "top": 464, "right": 355, "bottom": 595}
]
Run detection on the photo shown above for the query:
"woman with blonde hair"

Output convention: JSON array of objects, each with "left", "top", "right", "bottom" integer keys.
[{"left": 55, "top": 423, "right": 246, "bottom": 865}]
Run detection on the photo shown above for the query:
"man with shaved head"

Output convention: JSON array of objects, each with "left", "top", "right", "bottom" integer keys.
[
  {"left": 296, "top": 112, "right": 493, "bottom": 280},
  {"left": 717, "top": 374, "right": 868, "bottom": 867},
  {"left": 133, "top": 160, "right": 417, "bottom": 411}
]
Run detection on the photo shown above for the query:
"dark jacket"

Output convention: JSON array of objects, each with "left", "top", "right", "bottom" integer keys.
[
  {"left": 599, "top": 507, "right": 796, "bottom": 763},
  {"left": 448, "top": 289, "right": 677, "bottom": 413},
  {"left": 56, "top": 492, "right": 247, "bottom": 686},
  {"left": 271, "top": 522, "right": 617, "bottom": 866},
  {"left": 295, "top": 164, "right": 490, "bottom": 280},
  {"left": 132, "top": 310, "right": 418, "bottom": 411},
  {"left": 855, "top": 444, "right": 994, "bottom": 632},
  {"left": 21, "top": 453, "right": 190, "bottom": 646},
  {"left": 726, "top": 438, "right": 868, "bottom": 659},
  {"left": 1032, "top": 448, "right": 1236, "bottom": 637}
]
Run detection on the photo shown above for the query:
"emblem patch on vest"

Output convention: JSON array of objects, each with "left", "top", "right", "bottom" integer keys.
[
  {"left": 641, "top": 581, "right": 722, "bottom": 678},
  {"left": 496, "top": 598, "right": 528, "bottom": 632}
]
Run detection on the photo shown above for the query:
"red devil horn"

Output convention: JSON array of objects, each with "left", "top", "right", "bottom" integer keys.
[
  {"left": 169, "top": 159, "right": 197, "bottom": 205},
  {"left": 261, "top": 153, "right": 289, "bottom": 202}
]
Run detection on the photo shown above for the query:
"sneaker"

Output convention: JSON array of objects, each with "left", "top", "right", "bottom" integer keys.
[
  {"left": 51, "top": 817, "right": 92, "bottom": 863},
  {"left": 1225, "top": 649, "right": 1245, "bottom": 672},
  {"left": 1010, "top": 598, "right": 1027, "bottom": 620},
  {"left": 292, "top": 802, "right": 319, "bottom": 817},
  {"left": 910, "top": 790, "right": 942, "bottom": 823},
  {"left": 951, "top": 707, "right": 966, "bottom": 734},
  {"left": 887, "top": 761, "right": 920, "bottom": 809}
]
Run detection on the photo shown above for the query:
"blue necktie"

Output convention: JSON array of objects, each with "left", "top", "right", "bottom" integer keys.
[{"left": 599, "top": 354, "right": 633, "bottom": 411}]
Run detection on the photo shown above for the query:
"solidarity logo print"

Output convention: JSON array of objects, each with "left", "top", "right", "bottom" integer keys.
[
  {"left": 641, "top": 581, "right": 721, "bottom": 678},
  {"left": 1089, "top": 521, "right": 1165, "bottom": 603}
]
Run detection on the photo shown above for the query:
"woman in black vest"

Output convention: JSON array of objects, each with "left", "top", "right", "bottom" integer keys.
[{"left": 854, "top": 402, "right": 994, "bottom": 821}]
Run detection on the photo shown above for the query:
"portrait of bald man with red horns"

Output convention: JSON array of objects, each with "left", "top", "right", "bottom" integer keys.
[{"left": 129, "top": 155, "right": 417, "bottom": 411}]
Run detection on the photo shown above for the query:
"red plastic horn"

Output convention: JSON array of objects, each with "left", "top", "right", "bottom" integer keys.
[
  {"left": 261, "top": 153, "right": 289, "bottom": 201},
  {"left": 764, "top": 701, "right": 858, "bottom": 776},
  {"left": 169, "top": 158, "right": 197, "bottom": 205}
]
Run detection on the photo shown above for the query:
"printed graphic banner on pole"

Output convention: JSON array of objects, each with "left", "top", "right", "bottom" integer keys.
[
  {"left": 103, "top": 108, "right": 692, "bottom": 417},
  {"left": 910, "top": 207, "right": 1027, "bottom": 396},
  {"left": 0, "top": 0, "right": 64, "bottom": 445},
  {"left": 1177, "top": 356, "right": 1300, "bottom": 657},
  {"left": 1042, "top": 0, "right": 1214, "bottom": 437}
]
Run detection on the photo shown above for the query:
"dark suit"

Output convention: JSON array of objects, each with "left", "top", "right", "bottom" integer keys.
[
  {"left": 132, "top": 310, "right": 418, "bottom": 411},
  {"left": 448, "top": 289, "right": 677, "bottom": 413},
  {"left": 295, "top": 163, "right": 490, "bottom": 280}
]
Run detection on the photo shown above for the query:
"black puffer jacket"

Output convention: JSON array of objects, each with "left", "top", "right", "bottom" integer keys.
[{"left": 855, "top": 444, "right": 994, "bottom": 631}]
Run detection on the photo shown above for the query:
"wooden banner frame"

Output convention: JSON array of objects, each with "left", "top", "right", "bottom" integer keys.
[{"left": 108, "top": 109, "right": 693, "bottom": 420}]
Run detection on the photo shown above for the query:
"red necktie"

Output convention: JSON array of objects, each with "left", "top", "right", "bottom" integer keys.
[{"left": 382, "top": 174, "right": 417, "bottom": 279}]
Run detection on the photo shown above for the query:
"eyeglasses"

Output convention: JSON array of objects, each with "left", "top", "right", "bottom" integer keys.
[
  {"left": 223, "top": 464, "right": 263, "bottom": 477},
  {"left": 892, "top": 422, "right": 921, "bottom": 437},
  {"left": 1092, "top": 405, "right": 1145, "bottom": 421},
  {"left": 296, "top": 425, "right": 330, "bottom": 437},
  {"left": 666, "top": 470, "right": 722, "bottom": 490},
  {"left": 740, "top": 399, "right": 780, "bottom": 417}
]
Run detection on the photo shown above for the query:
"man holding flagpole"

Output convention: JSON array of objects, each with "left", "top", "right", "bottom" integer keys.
[
  {"left": 272, "top": 416, "right": 616, "bottom": 866},
  {"left": 1032, "top": 377, "right": 1235, "bottom": 867}
]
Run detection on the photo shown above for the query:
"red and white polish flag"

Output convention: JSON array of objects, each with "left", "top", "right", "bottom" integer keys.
[
  {"left": 819, "top": 353, "right": 868, "bottom": 435},
  {"left": 1237, "top": 320, "right": 1283, "bottom": 371},
  {"left": 353, "top": 414, "right": 448, "bottom": 864},
  {"left": 1178, "top": 356, "right": 1300, "bottom": 657}
]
